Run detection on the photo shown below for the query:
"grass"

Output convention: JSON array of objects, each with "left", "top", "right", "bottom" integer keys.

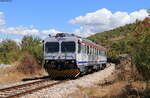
[
  {"left": 0, "top": 53, "right": 46, "bottom": 86},
  {"left": 68, "top": 58, "right": 150, "bottom": 98}
]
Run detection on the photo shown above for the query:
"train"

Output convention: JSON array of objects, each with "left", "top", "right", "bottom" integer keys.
[{"left": 42, "top": 33, "right": 107, "bottom": 78}]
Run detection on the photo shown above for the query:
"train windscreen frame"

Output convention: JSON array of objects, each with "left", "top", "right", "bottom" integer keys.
[
  {"left": 61, "top": 41, "right": 75, "bottom": 53},
  {"left": 45, "top": 42, "right": 59, "bottom": 53}
]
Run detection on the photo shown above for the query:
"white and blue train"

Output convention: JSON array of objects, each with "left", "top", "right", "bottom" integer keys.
[{"left": 43, "top": 33, "right": 107, "bottom": 78}]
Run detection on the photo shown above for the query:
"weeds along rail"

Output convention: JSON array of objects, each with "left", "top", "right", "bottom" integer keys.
[{"left": 0, "top": 79, "right": 67, "bottom": 98}]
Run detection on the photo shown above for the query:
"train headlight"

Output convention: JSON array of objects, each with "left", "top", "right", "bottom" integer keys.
[
  {"left": 45, "top": 60, "right": 49, "bottom": 63},
  {"left": 65, "top": 61, "right": 69, "bottom": 64},
  {"left": 51, "top": 61, "right": 54, "bottom": 64},
  {"left": 71, "top": 60, "right": 75, "bottom": 63}
]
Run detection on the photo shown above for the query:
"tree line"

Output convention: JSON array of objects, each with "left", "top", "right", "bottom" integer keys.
[
  {"left": 0, "top": 35, "right": 43, "bottom": 65},
  {"left": 88, "top": 18, "right": 150, "bottom": 80}
]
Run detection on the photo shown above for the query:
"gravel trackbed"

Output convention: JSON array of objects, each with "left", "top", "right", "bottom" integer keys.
[{"left": 21, "top": 64, "right": 115, "bottom": 98}]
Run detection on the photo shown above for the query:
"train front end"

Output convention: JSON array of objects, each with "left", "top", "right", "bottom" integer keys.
[{"left": 43, "top": 34, "right": 80, "bottom": 78}]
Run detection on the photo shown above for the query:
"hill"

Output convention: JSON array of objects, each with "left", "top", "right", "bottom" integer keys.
[{"left": 88, "top": 18, "right": 150, "bottom": 80}]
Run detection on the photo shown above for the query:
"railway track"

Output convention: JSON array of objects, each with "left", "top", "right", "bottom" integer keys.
[{"left": 0, "top": 79, "right": 67, "bottom": 98}]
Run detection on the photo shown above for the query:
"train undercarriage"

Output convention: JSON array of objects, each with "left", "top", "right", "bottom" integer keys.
[
  {"left": 44, "top": 60, "right": 80, "bottom": 78},
  {"left": 44, "top": 60, "right": 106, "bottom": 78}
]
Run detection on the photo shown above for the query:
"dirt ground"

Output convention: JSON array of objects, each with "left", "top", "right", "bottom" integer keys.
[
  {"left": 67, "top": 58, "right": 150, "bottom": 98},
  {"left": 0, "top": 64, "right": 47, "bottom": 86},
  {"left": 68, "top": 80, "right": 149, "bottom": 98},
  {"left": 0, "top": 53, "right": 47, "bottom": 86},
  {"left": 0, "top": 57, "right": 149, "bottom": 98}
]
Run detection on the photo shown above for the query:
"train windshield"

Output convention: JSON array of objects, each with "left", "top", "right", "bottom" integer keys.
[
  {"left": 45, "top": 42, "right": 59, "bottom": 53},
  {"left": 61, "top": 41, "right": 75, "bottom": 53}
]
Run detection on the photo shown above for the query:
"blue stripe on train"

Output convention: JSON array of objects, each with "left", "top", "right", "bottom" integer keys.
[{"left": 77, "top": 60, "right": 107, "bottom": 64}]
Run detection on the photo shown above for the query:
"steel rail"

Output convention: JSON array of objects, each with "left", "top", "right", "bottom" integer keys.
[{"left": 0, "top": 79, "right": 67, "bottom": 98}]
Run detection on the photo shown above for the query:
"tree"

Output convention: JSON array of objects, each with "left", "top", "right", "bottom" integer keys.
[
  {"left": 21, "top": 35, "right": 43, "bottom": 64},
  {"left": 21, "top": 35, "right": 41, "bottom": 51},
  {"left": 0, "top": 39, "right": 20, "bottom": 64},
  {"left": 147, "top": 8, "right": 150, "bottom": 16},
  {"left": 131, "top": 32, "right": 150, "bottom": 80},
  {"left": 0, "top": 39, "right": 19, "bottom": 52}
]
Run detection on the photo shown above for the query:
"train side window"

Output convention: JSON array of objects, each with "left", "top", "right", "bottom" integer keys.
[
  {"left": 88, "top": 46, "right": 91, "bottom": 54},
  {"left": 100, "top": 51, "right": 105, "bottom": 56},
  {"left": 84, "top": 45, "right": 87, "bottom": 54},
  {"left": 78, "top": 42, "right": 81, "bottom": 53},
  {"left": 81, "top": 44, "right": 84, "bottom": 53},
  {"left": 90, "top": 47, "right": 91, "bottom": 54},
  {"left": 99, "top": 50, "right": 100, "bottom": 55},
  {"left": 93, "top": 47, "right": 95, "bottom": 54},
  {"left": 82, "top": 44, "right": 85, "bottom": 53},
  {"left": 96, "top": 49, "right": 97, "bottom": 55},
  {"left": 89, "top": 47, "right": 92, "bottom": 54},
  {"left": 96, "top": 48, "right": 98, "bottom": 55},
  {"left": 91, "top": 47, "right": 93, "bottom": 54},
  {"left": 81, "top": 44, "right": 85, "bottom": 54},
  {"left": 84, "top": 44, "right": 86, "bottom": 54},
  {"left": 87, "top": 46, "right": 89, "bottom": 54}
]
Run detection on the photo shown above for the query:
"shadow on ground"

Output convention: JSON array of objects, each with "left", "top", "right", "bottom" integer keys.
[
  {"left": 22, "top": 75, "right": 50, "bottom": 81},
  {"left": 22, "top": 76, "right": 73, "bottom": 81}
]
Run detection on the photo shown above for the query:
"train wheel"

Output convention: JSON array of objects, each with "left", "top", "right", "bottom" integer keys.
[{"left": 101, "top": 64, "right": 106, "bottom": 70}]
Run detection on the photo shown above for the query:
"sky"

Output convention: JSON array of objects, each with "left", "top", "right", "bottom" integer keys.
[{"left": 0, "top": 0, "right": 150, "bottom": 42}]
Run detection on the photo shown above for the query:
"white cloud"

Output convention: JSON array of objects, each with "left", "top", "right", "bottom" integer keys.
[
  {"left": 0, "top": 38, "right": 3, "bottom": 42},
  {"left": 70, "top": 8, "right": 149, "bottom": 37},
  {"left": 0, "top": 12, "right": 60, "bottom": 36},
  {"left": 41, "top": 29, "right": 60, "bottom": 36},
  {"left": 0, "top": 9, "right": 149, "bottom": 39},
  {"left": 0, "top": 12, "right": 5, "bottom": 25},
  {"left": 0, "top": 26, "right": 61, "bottom": 36},
  {"left": 0, "top": 38, "right": 21, "bottom": 44},
  {"left": 70, "top": 8, "right": 112, "bottom": 25},
  {"left": 0, "top": 26, "right": 39, "bottom": 35},
  {"left": 130, "top": 10, "right": 149, "bottom": 22},
  {"left": 0, "top": 12, "right": 62, "bottom": 42}
]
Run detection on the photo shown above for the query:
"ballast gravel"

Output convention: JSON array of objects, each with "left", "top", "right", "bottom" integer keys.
[{"left": 21, "top": 64, "right": 115, "bottom": 98}]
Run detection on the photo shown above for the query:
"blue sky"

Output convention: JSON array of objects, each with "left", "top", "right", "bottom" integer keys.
[{"left": 0, "top": 0, "right": 149, "bottom": 41}]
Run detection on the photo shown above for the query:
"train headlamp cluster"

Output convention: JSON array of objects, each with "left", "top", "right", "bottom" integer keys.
[
  {"left": 51, "top": 61, "right": 55, "bottom": 64},
  {"left": 65, "top": 60, "right": 75, "bottom": 64},
  {"left": 45, "top": 60, "right": 76, "bottom": 65},
  {"left": 71, "top": 60, "right": 75, "bottom": 63},
  {"left": 45, "top": 60, "right": 49, "bottom": 63}
]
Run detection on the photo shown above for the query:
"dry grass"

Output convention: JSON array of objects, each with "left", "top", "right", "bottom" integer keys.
[
  {"left": 15, "top": 53, "right": 43, "bottom": 75},
  {"left": 70, "top": 80, "right": 150, "bottom": 98},
  {"left": 0, "top": 53, "right": 46, "bottom": 86},
  {"left": 68, "top": 58, "right": 150, "bottom": 98},
  {"left": 70, "top": 79, "right": 128, "bottom": 98}
]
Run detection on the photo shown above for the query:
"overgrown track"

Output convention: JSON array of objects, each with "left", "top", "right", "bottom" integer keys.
[{"left": 0, "top": 79, "right": 67, "bottom": 98}]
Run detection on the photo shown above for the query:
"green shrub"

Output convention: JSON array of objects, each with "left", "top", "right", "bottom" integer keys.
[
  {"left": 88, "top": 18, "right": 150, "bottom": 80},
  {"left": 0, "top": 39, "right": 21, "bottom": 64},
  {"left": 21, "top": 35, "right": 43, "bottom": 64}
]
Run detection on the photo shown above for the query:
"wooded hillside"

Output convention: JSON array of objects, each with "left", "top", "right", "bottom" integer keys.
[{"left": 88, "top": 18, "right": 150, "bottom": 80}]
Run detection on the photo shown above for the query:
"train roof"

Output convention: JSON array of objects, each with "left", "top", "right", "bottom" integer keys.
[{"left": 44, "top": 33, "right": 106, "bottom": 51}]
